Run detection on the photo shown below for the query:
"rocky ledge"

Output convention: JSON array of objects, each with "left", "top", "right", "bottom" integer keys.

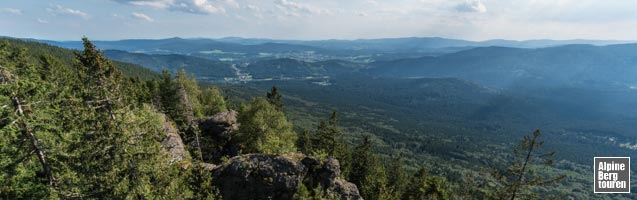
[{"left": 211, "top": 153, "right": 362, "bottom": 200}]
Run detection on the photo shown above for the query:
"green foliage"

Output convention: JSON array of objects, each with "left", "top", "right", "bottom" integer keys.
[
  {"left": 236, "top": 97, "right": 297, "bottom": 154},
  {"left": 0, "top": 38, "right": 193, "bottom": 199},
  {"left": 349, "top": 136, "right": 374, "bottom": 188},
  {"left": 266, "top": 86, "right": 283, "bottom": 111},
  {"left": 403, "top": 168, "right": 450, "bottom": 200},
  {"left": 104, "top": 49, "right": 235, "bottom": 81},
  {"left": 111, "top": 105, "right": 193, "bottom": 199},
  {"left": 297, "top": 128, "right": 313, "bottom": 154},
  {"left": 312, "top": 111, "right": 343, "bottom": 156},
  {"left": 200, "top": 86, "right": 227, "bottom": 116},
  {"left": 486, "top": 130, "right": 566, "bottom": 200},
  {"left": 157, "top": 69, "right": 220, "bottom": 161},
  {"left": 174, "top": 69, "right": 204, "bottom": 119},
  {"left": 387, "top": 156, "right": 408, "bottom": 197},
  {"left": 0, "top": 37, "right": 575, "bottom": 200},
  {"left": 0, "top": 42, "right": 61, "bottom": 199},
  {"left": 186, "top": 163, "right": 221, "bottom": 200},
  {"left": 66, "top": 38, "right": 187, "bottom": 199},
  {"left": 360, "top": 164, "right": 393, "bottom": 200},
  {"left": 349, "top": 135, "right": 388, "bottom": 200},
  {"left": 293, "top": 182, "right": 313, "bottom": 200}
]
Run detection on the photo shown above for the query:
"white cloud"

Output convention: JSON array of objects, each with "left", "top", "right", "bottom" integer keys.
[
  {"left": 275, "top": 0, "right": 330, "bottom": 16},
  {"left": 191, "top": 0, "right": 226, "bottom": 14},
  {"left": 128, "top": 1, "right": 171, "bottom": 9},
  {"left": 112, "top": 0, "right": 228, "bottom": 14},
  {"left": 1, "top": 8, "right": 22, "bottom": 15},
  {"left": 19, "top": 0, "right": 637, "bottom": 41},
  {"left": 455, "top": 0, "right": 487, "bottom": 13},
  {"left": 37, "top": 18, "right": 48, "bottom": 24},
  {"left": 132, "top": 12, "right": 154, "bottom": 21},
  {"left": 47, "top": 5, "right": 90, "bottom": 19}
]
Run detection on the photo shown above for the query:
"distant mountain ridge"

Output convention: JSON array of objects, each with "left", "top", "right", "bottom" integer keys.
[
  {"left": 104, "top": 49, "right": 235, "bottom": 80},
  {"left": 14, "top": 36, "right": 635, "bottom": 55},
  {"left": 367, "top": 43, "right": 637, "bottom": 89}
]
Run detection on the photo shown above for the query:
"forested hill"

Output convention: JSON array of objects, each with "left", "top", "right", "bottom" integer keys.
[
  {"left": 1, "top": 38, "right": 160, "bottom": 80},
  {"left": 367, "top": 44, "right": 637, "bottom": 88},
  {"left": 103, "top": 49, "right": 235, "bottom": 79},
  {"left": 0, "top": 38, "right": 572, "bottom": 200}
]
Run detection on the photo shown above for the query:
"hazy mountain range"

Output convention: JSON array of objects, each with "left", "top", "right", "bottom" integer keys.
[{"left": 5, "top": 35, "right": 637, "bottom": 198}]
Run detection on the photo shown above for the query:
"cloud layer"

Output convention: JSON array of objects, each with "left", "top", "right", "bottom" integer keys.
[
  {"left": 1, "top": 8, "right": 22, "bottom": 15},
  {"left": 455, "top": 0, "right": 487, "bottom": 13},
  {"left": 132, "top": 12, "right": 154, "bottom": 21},
  {"left": 46, "top": 5, "right": 90, "bottom": 19},
  {"left": 4, "top": 0, "right": 637, "bottom": 41},
  {"left": 112, "top": 0, "right": 228, "bottom": 14}
]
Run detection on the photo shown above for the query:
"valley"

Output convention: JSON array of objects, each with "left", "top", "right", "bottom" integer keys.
[
  {"left": 4, "top": 35, "right": 637, "bottom": 199},
  {"left": 5, "top": 1, "right": 637, "bottom": 199},
  {"left": 78, "top": 37, "right": 637, "bottom": 161}
]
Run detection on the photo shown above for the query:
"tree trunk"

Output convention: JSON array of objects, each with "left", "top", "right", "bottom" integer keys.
[
  {"left": 12, "top": 96, "right": 56, "bottom": 186},
  {"left": 509, "top": 132, "right": 538, "bottom": 200}
]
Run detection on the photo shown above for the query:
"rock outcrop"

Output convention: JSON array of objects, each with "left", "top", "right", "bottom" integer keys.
[
  {"left": 199, "top": 110, "right": 240, "bottom": 162},
  {"left": 211, "top": 153, "right": 362, "bottom": 200},
  {"left": 160, "top": 115, "right": 189, "bottom": 165},
  {"left": 161, "top": 110, "right": 361, "bottom": 199}
]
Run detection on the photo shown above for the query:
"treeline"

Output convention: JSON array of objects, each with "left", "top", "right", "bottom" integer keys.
[
  {"left": 0, "top": 38, "right": 564, "bottom": 199},
  {"left": 0, "top": 38, "right": 227, "bottom": 199}
]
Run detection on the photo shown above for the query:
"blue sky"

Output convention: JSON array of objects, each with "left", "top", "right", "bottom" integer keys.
[{"left": 1, "top": 0, "right": 637, "bottom": 41}]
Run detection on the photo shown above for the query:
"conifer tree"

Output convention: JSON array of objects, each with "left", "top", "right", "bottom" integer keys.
[
  {"left": 312, "top": 111, "right": 342, "bottom": 156},
  {"left": 387, "top": 156, "right": 408, "bottom": 197},
  {"left": 348, "top": 135, "right": 393, "bottom": 200},
  {"left": 157, "top": 69, "right": 208, "bottom": 161},
  {"left": 174, "top": 69, "right": 203, "bottom": 120},
  {"left": 349, "top": 135, "right": 374, "bottom": 190},
  {"left": 69, "top": 38, "right": 190, "bottom": 198},
  {"left": 488, "top": 130, "right": 566, "bottom": 200},
  {"left": 0, "top": 45, "right": 62, "bottom": 199},
  {"left": 403, "top": 167, "right": 450, "bottom": 200},
  {"left": 266, "top": 86, "right": 283, "bottom": 111},
  {"left": 69, "top": 37, "right": 128, "bottom": 197},
  {"left": 297, "top": 128, "right": 313, "bottom": 154}
]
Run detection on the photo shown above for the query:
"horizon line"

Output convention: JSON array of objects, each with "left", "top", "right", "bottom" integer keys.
[{"left": 3, "top": 35, "right": 636, "bottom": 43}]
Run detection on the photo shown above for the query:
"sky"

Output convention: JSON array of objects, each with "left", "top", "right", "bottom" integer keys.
[{"left": 1, "top": 0, "right": 637, "bottom": 41}]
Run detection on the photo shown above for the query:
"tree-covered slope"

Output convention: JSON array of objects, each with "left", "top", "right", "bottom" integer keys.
[
  {"left": 368, "top": 44, "right": 637, "bottom": 89},
  {"left": 242, "top": 58, "right": 366, "bottom": 79},
  {"left": 2, "top": 38, "right": 160, "bottom": 80},
  {"left": 0, "top": 37, "right": 578, "bottom": 200},
  {"left": 104, "top": 49, "right": 235, "bottom": 80},
  {"left": 0, "top": 38, "right": 367, "bottom": 200}
]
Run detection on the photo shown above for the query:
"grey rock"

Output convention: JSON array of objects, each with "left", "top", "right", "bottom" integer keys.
[
  {"left": 160, "top": 115, "right": 189, "bottom": 165},
  {"left": 199, "top": 110, "right": 240, "bottom": 162},
  {"left": 211, "top": 153, "right": 363, "bottom": 200}
]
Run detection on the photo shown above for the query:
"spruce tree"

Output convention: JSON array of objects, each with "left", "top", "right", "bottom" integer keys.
[
  {"left": 0, "top": 45, "right": 62, "bottom": 199},
  {"left": 312, "top": 111, "right": 342, "bottom": 156},
  {"left": 387, "top": 156, "right": 408, "bottom": 197},
  {"left": 297, "top": 128, "right": 313, "bottom": 154},
  {"left": 348, "top": 135, "right": 392, "bottom": 200},
  {"left": 69, "top": 38, "right": 190, "bottom": 198},
  {"left": 402, "top": 168, "right": 449, "bottom": 200},
  {"left": 488, "top": 130, "right": 566, "bottom": 200},
  {"left": 266, "top": 86, "right": 283, "bottom": 111}
]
